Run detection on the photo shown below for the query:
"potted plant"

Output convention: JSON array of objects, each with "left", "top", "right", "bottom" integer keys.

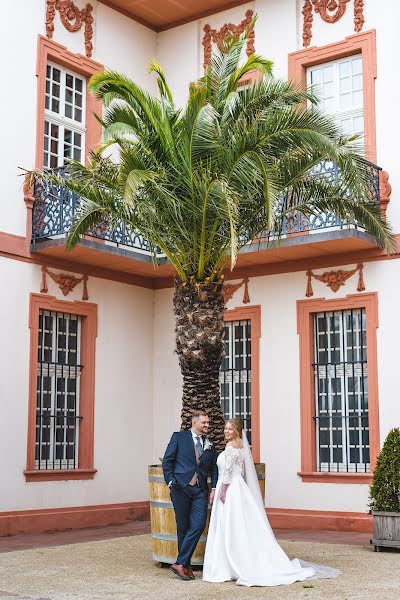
[{"left": 369, "top": 428, "right": 400, "bottom": 551}]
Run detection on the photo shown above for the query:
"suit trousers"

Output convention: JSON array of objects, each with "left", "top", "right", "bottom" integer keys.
[{"left": 170, "top": 484, "right": 208, "bottom": 567}]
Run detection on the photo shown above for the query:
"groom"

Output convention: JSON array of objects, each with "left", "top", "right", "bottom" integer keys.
[{"left": 163, "top": 410, "right": 218, "bottom": 580}]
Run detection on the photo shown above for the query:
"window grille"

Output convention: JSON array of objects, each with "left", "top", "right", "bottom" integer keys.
[
  {"left": 44, "top": 63, "right": 86, "bottom": 169},
  {"left": 220, "top": 320, "right": 252, "bottom": 443},
  {"left": 36, "top": 310, "right": 82, "bottom": 470},
  {"left": 313, "top": 308, "right": 370, "bottom": 473}
]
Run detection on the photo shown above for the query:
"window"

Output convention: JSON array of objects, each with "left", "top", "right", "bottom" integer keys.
[
  {"left": 35, "top": 36, "right": 103, "bottom": 171},
  {"left": 220, "top": 319, "right": 252, "bottom": 443},
  {"left": 26, "top": 293, "right": 97, "bottom": 482},
  {"left": 288, "top": 31, "right": 377, "bottom": 161},
  {"left": 297, "top": 293, "right": 379, "bottom": 483},
  {"left": 313, "top": 308, "right": 369, "bottom": 473},
  {"left": 36, "top": 310, "right": 82, "bottom": 470},
  {"left": 307, "top": 55, "right": 364, "bottom": 142},
  {"left": 44, "top": 63, "right": 86, "bottom": 169}
]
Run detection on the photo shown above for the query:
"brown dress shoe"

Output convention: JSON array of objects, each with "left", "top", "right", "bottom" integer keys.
[
  {"left": 185, "top": 566, "right": 195, "bottom": 580},
  {"left": 170, "top": 563, "right": 191, "bottom": 580}
]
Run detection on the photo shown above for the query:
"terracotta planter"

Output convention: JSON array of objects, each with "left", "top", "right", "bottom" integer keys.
[
  {"left": 371, "top": 511, "right": 400, "bottom": 551},
  {"left": 148, "top": 463, "right": 266, "bottom": 564}
]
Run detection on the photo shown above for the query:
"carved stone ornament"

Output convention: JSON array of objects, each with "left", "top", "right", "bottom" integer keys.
[
  {"left": 46, "top": 0, "right": 94, "bottom": 58},
  {"left": 23, "top": 172, "right": 35, "bottom": 209},
  {"left": 222, "top": 277, "right": 250, "bottom": 304},
  {"left": 41, "top": 266, "right": 89, "bottom": 300},
  {"left": 203, "top": 10, "right": 255, "bottom": 68},
  {"left": 305, "top": 263, "right": 365, "bottom": 297},
  {"left": 302, "top": 0, "right": 364, "bottom": 47},
  {"left": 379, "top": 170, "right": 392, "bottom": 216}
]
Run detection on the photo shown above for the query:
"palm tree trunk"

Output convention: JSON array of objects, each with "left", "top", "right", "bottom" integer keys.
[{"left": 174, "top": 277, "right": 226, "bottom": 450}]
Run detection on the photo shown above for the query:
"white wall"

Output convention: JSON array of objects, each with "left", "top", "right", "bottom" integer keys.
[
  {"left": 153, "top": 257, "right": 400, "bottom": 514},
  {"left": 158, "top": 0, "right": 400, "bottom": 234},
  {"left": 152, "top": 288, "right": 182, "bottom": 462},
  {"left": 156, "top": 21, "right": 200, "bottom": 108},
  {"left": 3, "top": 0, "right": 398, "bottom": 234},
  {"left": 0, "top": 0, "right": 157, "bottom": 238},
  {"left": 254, "top": 0, "right": 297, "bottom": 77},
  {"left": 0, "top": 257, "right": 154, "bottom": 511},
  {"left": 293, "top": 0, "right": 400, "bottom": 232}
]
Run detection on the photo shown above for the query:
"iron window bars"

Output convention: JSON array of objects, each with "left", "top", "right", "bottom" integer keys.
[
  {"left": 220, "top": 319, "right": 252, "bottom": 444},
  {"left": 313, "top": 308, "right": 370, "bottom": 473},
  {"left": 36, "top": 309, "right": 82, "bottom": 470}
]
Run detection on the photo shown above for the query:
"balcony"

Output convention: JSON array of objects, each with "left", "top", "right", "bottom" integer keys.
[{"left": 30, "top": 161, "right": 384, "bottom": 284}]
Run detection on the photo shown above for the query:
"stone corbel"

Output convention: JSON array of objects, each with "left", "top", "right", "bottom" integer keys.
[
  {"left": 41, "top": 266, "right": 89, "bottom": 300},
  {"left": 222, "top": 277, "right": 250, "bottom": 304},
  {"left": 23, "top": 173, "right": 36, "bottom": 242},
  {"left": 46, "top": 0, "right": 94, "bottom": 58},
  {"left": 305, "top": 263, "right": 365, "bottom": 297},
  {"left": 379, "top": 171, "right": 391, "bottom": 217}
]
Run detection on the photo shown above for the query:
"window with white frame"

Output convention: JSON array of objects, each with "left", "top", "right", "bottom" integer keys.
[
  {"left": 35, "top": 310, "right": 82, "bottom": 470},
  {"left": 44, "top": 63, "right": 86, "bottom": 169},
  {"left": 307, "top": 55, "right": 364, "bottom": 143},
  {"left": 220, "top": 320, "right": 252, "bottom": 443},
  {"left": 313, "top": 308, "right": 370, "bottom": 473}
]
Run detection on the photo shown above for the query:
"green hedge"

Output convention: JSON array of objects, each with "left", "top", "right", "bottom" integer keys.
[{"left": 369, "top": 428, "right": 400, "bottom": 512}]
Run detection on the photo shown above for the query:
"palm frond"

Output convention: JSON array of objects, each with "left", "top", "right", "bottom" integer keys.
[{"left": 30, "top": 24, "right": 394, "bottom": 284}]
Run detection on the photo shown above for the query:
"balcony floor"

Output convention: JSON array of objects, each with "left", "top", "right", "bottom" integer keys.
[{"left": 30, "top": 229, "right": 384, "bottom": 288}]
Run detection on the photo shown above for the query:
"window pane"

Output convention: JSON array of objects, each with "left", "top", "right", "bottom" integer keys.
[
  {"left": 339, "top": 61, "right": 351, "bottom": 78},
  {"left": 323, "top": 65, "right": 333, "bottom": 82},
  {"left": 352, "top": 57, "right": 362, "bottom": 75}
]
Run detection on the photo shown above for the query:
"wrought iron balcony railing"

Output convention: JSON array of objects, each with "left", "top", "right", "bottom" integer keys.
[
  {"left": 31, "top": 161, "right": 381, "bottom": 256},
  {"left": 32, "top": 168, "right": 160, "bottom": 255},
  {"left": 265, "top": 159, "right": 381, "bottom": 239}
]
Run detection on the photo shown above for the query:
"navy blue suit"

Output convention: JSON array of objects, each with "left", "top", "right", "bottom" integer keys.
[{"left": 163, "top": 430, "right": 218, "bottom": 567}]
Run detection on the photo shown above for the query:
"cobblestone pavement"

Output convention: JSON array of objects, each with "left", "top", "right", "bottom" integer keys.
[{"left": 0, "top": 533, "right": 398, "bottom": 600}]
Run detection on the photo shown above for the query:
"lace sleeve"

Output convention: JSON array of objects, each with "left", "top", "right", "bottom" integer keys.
[{"left": 222, "top": 446, "right": 236, "bottom": 484}]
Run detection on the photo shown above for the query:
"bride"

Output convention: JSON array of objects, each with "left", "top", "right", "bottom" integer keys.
[{"left": 203, "top": 419, "right": 316, "bottom": 587}]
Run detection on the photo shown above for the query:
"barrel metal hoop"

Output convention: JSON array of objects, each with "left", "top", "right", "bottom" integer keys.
[
  {"left": 151, "top": 532, "right": 207, "bottom": 543},
  {"left": 150, "top": 500, "right": 174, "bottom": 508}
]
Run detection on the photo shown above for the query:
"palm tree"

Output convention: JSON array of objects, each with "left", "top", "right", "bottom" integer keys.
[{"left": 33, "top": 31, "right": 395, "bottom": 450}]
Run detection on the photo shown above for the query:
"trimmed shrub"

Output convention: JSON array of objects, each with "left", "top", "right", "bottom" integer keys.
[{"left": 369, "top": 428, "right": 400, "bottom": 512}]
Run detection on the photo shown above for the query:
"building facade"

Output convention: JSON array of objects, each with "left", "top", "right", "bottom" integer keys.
[{"left": 1, "top": 0, "right": 399, "bottom": 535}]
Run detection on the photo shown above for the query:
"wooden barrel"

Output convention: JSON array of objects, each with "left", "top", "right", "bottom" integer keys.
[{"left": 148, "top": 463, "right": 266, "bottom": 565}]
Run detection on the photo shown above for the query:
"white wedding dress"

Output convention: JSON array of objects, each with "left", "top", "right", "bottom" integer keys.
[{"left": 203, "top": 440, "right": 333, "bottom": 587}]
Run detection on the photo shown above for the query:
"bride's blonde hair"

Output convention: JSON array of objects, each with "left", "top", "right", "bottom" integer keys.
[{"left": 225, "top": 418, "right": 243, "bottom": 439}]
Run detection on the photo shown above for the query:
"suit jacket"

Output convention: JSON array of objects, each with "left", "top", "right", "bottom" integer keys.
[{"left": 162, "top": 430, "right": 218, "bottom": 492}]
